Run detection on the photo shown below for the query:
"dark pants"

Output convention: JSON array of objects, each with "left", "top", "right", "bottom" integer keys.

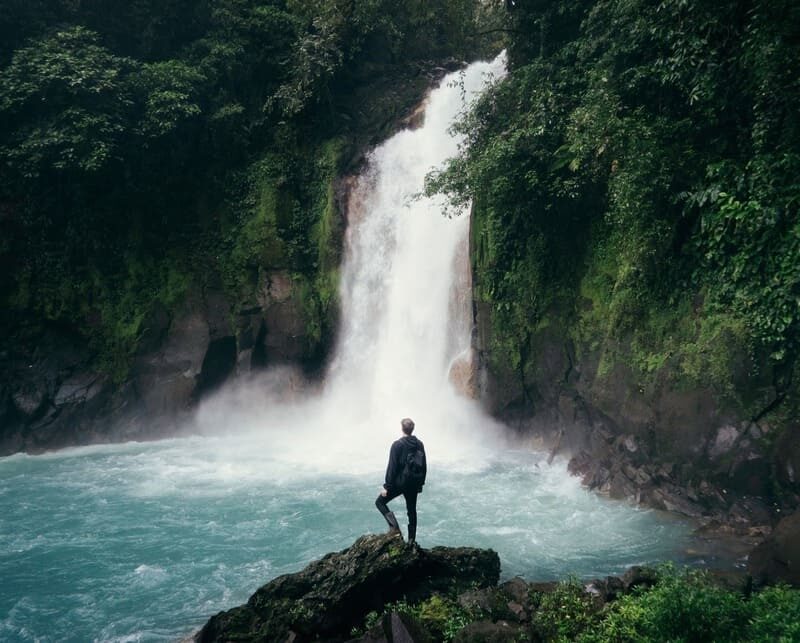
[{"left": 375, "top": 488, "right": 418, "bottom": 529}]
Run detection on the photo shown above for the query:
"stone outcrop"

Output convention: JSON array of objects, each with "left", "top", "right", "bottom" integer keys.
[
  {"left": 0, "top": 279, "right": 319, "bottom": 455},
  {"left": 748, "top": 510, "right": 800, "bottom": 587},
  {"left": 196, "top": 533, "right": 500, "bottom": 643},
  {"left": 0, "top": 324, "right": 113, "bottom": 454}
]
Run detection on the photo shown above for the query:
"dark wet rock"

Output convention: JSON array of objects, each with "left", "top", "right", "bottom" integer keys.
[
  {"left": 457, "top": 588, "right": 499, "bottom": 615},
  {"left": 621, "top": 566, "right": 660, "bottom": 593},
  {"left": 53, "top": 372, "right": 105, "bottom": 407},
  {"left": 194, "top": 337, "right": 237, "bottom": 399},
  {"left": 748, "top": 510, "right": 800, "bottom": 587},
  {"left": 727, "top": 497, "right": 773, "bottom": 528},
  {"left": 708, "top": 425, "right": 741, "bottom": 460},
  {"left": 253, "top": 271, "right": 308, "bottom": 364},
  {"left": 506, "top": 600, "right": 528, "bottom": 622},
  {"left": 607, "top": 466, "right": 641, "bottom": 501},
  {"left": 399, "top": 101, "right": 427, "bottom": 131},
  {"left": 457, "top": 587, "right": 516, "bottom": 622},
  {"left": 0, "top": 279, "right": 324, "bottom": 454},
  {"left": 527, "top": 581, "right": 558, "bottom": 595},
  {"left": 706, "top": 569, "right": 752, "bottom": 593},
  {"left": 644, "top": 485, "right": 707, "bottom": 519},
  {"left": 499, "top": 577, "right": 529, "bottom": 605},
  {"left": 774, "top": 425, "right": 800, "bottom": 491},
  {"left": 196, "top": 534, "right": 500, "bottom": 643},
  {"left": 11, "top": 384, "right": 47, "bottom": 419},
  {"left": 130, "top": 302, "right": 209, "bottom": 419},
  {"left": 587, "top": 575, "right": 625, "bottom": 604}
]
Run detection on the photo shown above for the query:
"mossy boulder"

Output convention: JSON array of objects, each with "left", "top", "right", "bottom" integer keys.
[{"left": 196, "top": 533, "right": 500, "bottom": 643}]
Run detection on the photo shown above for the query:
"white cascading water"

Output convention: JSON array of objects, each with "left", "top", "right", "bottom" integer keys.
[
  {"left": 0, "top": 54, "right": 694, "bottom": 643},
  {"left": 321, "top": 53, "right": 508, "bottom": 462}
]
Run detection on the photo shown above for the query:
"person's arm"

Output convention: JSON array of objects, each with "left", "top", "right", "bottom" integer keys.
[
  {"left": 384, "top": 441, "right": 402, "bottom": 493},
  {"left": 419, "top": 443, "right": 427, "bottom": 493}
]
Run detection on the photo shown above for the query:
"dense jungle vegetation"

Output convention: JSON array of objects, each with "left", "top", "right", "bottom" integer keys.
[
  {"left": 428, "top": 0, "right": 800, "bottom": 424},
  {"left": 5, "top": 0, "right": 796, "bottom": 416},
  {"left": 3, "top": 1, "right": 800, "bottom": 636},
  {"left": 0, "top": 0, "right": 495, "bottom": 378},
  {"left": 355, "top": 566, "right": 800, "bottom": 642}
]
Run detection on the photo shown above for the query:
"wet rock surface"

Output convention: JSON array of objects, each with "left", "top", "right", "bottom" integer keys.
[
  {"left": 0, "top": 283, "right": 313, "bottom": 455},
  {"left": 473, "top": 310, "right": 799, "bottom": 551},
  {"left": 748, "top": 510, "right": 800, "bottom": 587},
  {"left": 196, "top": 533, "right": 500, "bottom": 643}
]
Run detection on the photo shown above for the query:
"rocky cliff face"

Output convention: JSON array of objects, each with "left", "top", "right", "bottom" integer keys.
[
  {"left": 0, "top": 277, "right": 323, "bottom": 455},
  {"left": 473, "top": 297, "right": 800, "bottom": 540}
]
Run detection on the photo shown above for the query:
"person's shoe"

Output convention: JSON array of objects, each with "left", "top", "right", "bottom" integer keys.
[
  {"left": 407, "top": 523, "right": 417, "bottom": 547},
  {"left": 384, "top": 511, "right": 403, "bottom": 539}
]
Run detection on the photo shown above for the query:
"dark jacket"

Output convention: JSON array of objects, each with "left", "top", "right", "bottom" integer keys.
[{"left": 384, "top": 435, "right": 426, "bottom": 494}]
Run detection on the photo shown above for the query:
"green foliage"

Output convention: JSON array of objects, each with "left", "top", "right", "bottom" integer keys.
[
  {"left": 695, "top": 189, "right": 800, "bottom": 362},
  {"left": 90, "top": 258, "right": 190, "bottom": 382},
  {"left": 747, "top": 584, "right": 800, "bottom": 642},
  {"left": 383, "top": 595, "right": 474, "bottom": 642},
  {"left": 219, "top": 155, "right": 289, "bottom": 299},
  {"left": 216, "top": 135, "right": 343, "bottom": 363},
  {"left": 417, "top": 595, "right": 473, "bottom": 641},
  {"left": 0, "top": 26, "right": 133, "bottom": 177},
  {"left": 1, "top": 2, "right": 480, "bottom": 375},
  {"left": 429, "top": 0, "right": 800, "bottom": 415},
  {"left": 133, "top": 59, "right": 205, "bottom": 137},
  {"left": 428, "top": 57, "right": 595, "bottom": 372},
  {"left": 351, "top": 573, "right": 800, "bottom": 643},
  {"left": 583, "top": 566, "right": 745, "bottom": 642},
  {"left": 531, "top": 578, "right": 598, "bottom": 642},
  {"left": 578, "top": 567, "right": 800, "bottom": 643}
]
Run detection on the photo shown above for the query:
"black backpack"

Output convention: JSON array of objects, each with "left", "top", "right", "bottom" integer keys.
[{"left": 399, "top": 443, "right": 425, "bottom": 490}]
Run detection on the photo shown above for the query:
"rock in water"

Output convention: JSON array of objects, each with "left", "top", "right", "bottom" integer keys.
[{"left": 196, "top": 533, "right": 500, "bottom": 643}]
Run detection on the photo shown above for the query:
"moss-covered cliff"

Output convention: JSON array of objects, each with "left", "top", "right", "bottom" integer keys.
[
  {"left": 0, "top": 1, "right": 500, "bottom": 453},
  {"left": 429, "top": 0, "right": 800, "bottom": 525}
]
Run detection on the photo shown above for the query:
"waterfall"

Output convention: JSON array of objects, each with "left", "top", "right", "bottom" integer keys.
[
  {"left": 191, "top": 54, "right": 511, "bottom": 475},
  {"left": 320, "top": 53, "right": 508, "bottom": 462}
]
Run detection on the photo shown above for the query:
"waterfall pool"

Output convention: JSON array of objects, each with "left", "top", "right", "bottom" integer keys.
[{"left": 0, "top": 433, "right": 694, "bottom": 642}]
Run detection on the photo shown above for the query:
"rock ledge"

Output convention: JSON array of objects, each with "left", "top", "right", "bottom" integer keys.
[{"left": 196, "top": 533, "right": 500, "bottom": 643}]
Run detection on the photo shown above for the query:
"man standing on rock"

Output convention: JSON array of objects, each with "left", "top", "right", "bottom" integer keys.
[{"left": 376, "top": 417, "right": 427, "bottom": 545}]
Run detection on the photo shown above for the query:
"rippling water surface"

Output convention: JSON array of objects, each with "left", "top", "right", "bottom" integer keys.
[{"left": 0, "top": 435, "right": 691, "bottom": 642}]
